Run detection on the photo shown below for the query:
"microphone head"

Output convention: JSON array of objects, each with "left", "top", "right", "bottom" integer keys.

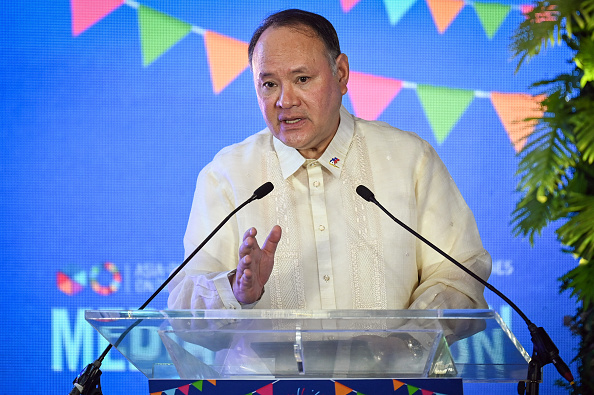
[
  {"left": 356, "top": 185, "right": 375, "bottom": 202},
  {"left": 253, "top": 182, "right": 274, "bottom": 199}
]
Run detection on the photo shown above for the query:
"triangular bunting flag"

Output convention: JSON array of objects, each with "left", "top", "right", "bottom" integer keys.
[
  {"left": 417, "top": 85, "right": 474, "bottom": 144},
  {"left": 393, "top": 379, "right": 406, "bottom": 390},
  {"left": 472, "top": 1, "right": 511, "bottom": 39},
  {"left": 149, "top": 392, "right": 162, "bottom": 395},
  {"left": 520, "top": 5, "right": 534, "bottom": 16},
  {"left": 138, "top": 5, "right": 192, "bottom": 66},
  {"left": 335, "top": 381, "right": 354, "bottom": 395},
  {"left": 383, "top": 0, "right": 419, "bottom": 25},
  {"left": 162, "top": 389, "right": 177, "bottom": 395},
  {"left": 522, "top": 4, "right": 558, "bottom": 23},
  {"left": 425, "top": 0, "right": 465, "bottom": 34},
  {"left": 207, "top": 380, "right": 216, "bottom": 386},
  {"left": 178, "top": 384, "right": 190, "bottom": 395},
  {"left": 348, "top": 71, "right": 402, "bottom": 120},
  {"left": 255, "top": 383, "right": 273, "bottom": 395},
  {"left": 70, "top": 0, "right": 124, "bottom": 36},
  {"left": 421, "top": 389, "right": 434, "bottom": 395},
  {"left": 341, "top": 0, "right": 364, "bottom": 13},
  {"left": 192, "top": 380, "right": 203, "bottom": 391},
  {"left": 490, "top": 92, "right": 545, "bottom": 153},
  {"left": 407, "top": 384, "right": 419, "bottom": 394},
  {"left": 204, "top": 31, "right": 249, "bottom": 94}
]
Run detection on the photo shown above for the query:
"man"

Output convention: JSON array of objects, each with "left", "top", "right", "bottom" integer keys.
[{"left": 168, "top": 9, "right": 491, "bottom": 311}]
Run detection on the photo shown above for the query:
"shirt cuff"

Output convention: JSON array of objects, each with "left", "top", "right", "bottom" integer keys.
[
  {"left": 214, "top": 270, "right": 262, "bottom": 309},
  {"left": 212, "top": 270, "right": 241, "bottom": 309}
]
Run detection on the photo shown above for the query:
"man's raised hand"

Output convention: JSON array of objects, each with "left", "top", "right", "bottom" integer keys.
[{"left": 231, "top": 225, "right": 282, "bottom": 304}]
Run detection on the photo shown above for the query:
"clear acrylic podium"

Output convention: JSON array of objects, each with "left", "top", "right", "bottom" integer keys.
[{"left": 86, "top": 309, "right": 530, "bottom": 394}]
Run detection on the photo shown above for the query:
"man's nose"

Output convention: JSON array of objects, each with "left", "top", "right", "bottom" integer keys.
[{"left": 276, "top": 85, "right": 300, "bottom": 108}]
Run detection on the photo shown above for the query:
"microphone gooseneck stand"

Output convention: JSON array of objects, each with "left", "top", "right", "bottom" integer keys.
[
  {"left": 68, "top": 182, "right": 275, "bottom": 395},
  {"left": 355, "top": 185, "right": 575, "bottom": 395}
]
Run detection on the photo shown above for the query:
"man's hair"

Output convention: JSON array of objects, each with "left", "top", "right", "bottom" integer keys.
[{"left": 248, "top": 9, "right": 341, "bottom": 71}]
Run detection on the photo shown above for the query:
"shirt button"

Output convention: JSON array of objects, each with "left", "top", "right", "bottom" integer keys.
[
  {"left": 313, "top": 181, "right": 320, "bottom": 188},
  {"left": 323, "top": 275, "right": 330, "bottom": 282},
  {"left": 319, "top": 225, "right": 325, "bottom": 231}
]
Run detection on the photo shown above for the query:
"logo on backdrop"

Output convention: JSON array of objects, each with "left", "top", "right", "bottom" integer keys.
[
  {"left": 57, "top": 262, "right": 121, "bottom": 296},
  {"left": 56, "top": 261, "right": 179, "bottom": 296}
]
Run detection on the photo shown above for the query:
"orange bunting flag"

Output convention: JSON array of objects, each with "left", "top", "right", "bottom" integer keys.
[
  {"left": 347, "top": 71, "right": 402, "bottom": 121},
  {"left": 425, "top": 0, "right": 465, "bottom": 34},
  {"left": 490, "top": 92, "right": 546, "bottom": 153},
  {"left": 393, "top": 379, "right": 406, "bottom": 390},
  {"left": 204, "top": 31, "right": 249, "bottom": 94},
  {"left": 70, "top": 0, "right": 124, "bottom": 36},
  {"left": 335, "top": 381, "right": 354, "bottom": 395}
]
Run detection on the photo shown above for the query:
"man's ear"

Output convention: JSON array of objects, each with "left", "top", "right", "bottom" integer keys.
[{"left": 336, "top": 53, "right": 349, "bottom": 95}]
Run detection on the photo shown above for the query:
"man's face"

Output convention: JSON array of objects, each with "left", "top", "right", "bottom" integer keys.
[{"left": 251, "top": 25, "right": 349, "bottom": 159}]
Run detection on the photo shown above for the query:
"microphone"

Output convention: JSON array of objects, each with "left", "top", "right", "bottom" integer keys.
[
  {"left": 355, "top": 185, "right": 575, "bottom": 390},
  {"left": 253, "top": 181, "right": 274, "bottom": 200},
  {"left": 69, "top": 182, "right": 275, "bottom": 395}
]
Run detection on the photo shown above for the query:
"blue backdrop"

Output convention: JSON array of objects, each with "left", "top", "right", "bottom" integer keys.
[{"left": 0, "top": 0, "right": 577, "bottom": 393}]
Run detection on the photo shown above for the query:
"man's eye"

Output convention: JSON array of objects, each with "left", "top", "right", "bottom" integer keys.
[
  {"left": 298, "top": 77, "right": 309, "bottom": 83},
  {"left": 263, "top": 82, "right": 275, "bottom": 88}
]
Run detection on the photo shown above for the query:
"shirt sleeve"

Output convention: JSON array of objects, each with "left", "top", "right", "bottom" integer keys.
[
  {"left": 167, "top": 164, "right": 249, "bottom": 310},
  {"left": 408, "top": 142, "right": 492, "bottom": 309}
]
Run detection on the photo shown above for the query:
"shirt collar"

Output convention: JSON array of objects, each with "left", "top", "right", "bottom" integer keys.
[{"left": 274, "top": 105, "right": 355, "bottom": 179}]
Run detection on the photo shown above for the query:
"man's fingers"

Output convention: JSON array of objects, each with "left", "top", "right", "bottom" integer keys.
[
  {"left": 262, "top": 225, "right": 282, "bottom": 254},
  {"left": 237, "top": 268, "right": 253, "bottom": 284},
  {"left": 242, "top": 227, "right": 257, "bottom": 240},
  {"left": 239, "top": 227, "right": 259, "bottom": 257}
]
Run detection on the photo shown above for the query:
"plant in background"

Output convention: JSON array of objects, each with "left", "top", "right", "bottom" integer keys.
[{"left": 511, "top": 0, "right": 594, "bottom": 392}]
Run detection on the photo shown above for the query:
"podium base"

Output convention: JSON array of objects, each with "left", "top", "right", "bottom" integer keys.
[{"left": 148, "top": 378, "right": 463, "bottom": 394}]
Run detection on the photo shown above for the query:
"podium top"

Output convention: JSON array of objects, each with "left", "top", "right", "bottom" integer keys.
[
  {"left": 86, "top": 309, "right": 530, "bottom": 382},
  {"left": 88, "top": 308, "right": 497, "bottom": 320}
]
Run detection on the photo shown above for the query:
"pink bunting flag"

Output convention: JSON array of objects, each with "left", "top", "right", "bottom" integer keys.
[
  {"left": 341, "top": 0, "right": 364, "bottom": 12},
  {"left": 70, "top": 0, "right": 124, "bottom": 36},
  {"left": 255, "top": 383, "right": 274, "bottom": 395},
  {"left": 347, "top": 71, "right": 402, "bottom": 121}
]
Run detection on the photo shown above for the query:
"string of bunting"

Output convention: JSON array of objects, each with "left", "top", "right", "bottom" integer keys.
[
  {"left": 70, "top": 0, "right": 545, "bottom": 152},
  {"left": 342, "top": 0, "right": 543, "bottom": 38},
  {"left": 149, "top": 379, "right": 449, "bottom": 394}
]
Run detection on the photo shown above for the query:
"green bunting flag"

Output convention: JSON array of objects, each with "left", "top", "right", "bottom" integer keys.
[
  {"left": 192, "top": 380, "right": 203, "bottom": 391},
  {"left": 416, "top": 85, "right": 474, "bottom": 144},
  {"left": 407, "top": 384, "right": 419, "bottom": 394},
  {"left": 473, "top": 1, "right": 512, "bottom": 39},
  {"left": 138, "top": 5, "right": 192, "bottom": 66}
]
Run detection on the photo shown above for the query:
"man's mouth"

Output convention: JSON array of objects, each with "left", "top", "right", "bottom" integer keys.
[{"left": 284, "top": 118, "right": 302, "bottom": 124}]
